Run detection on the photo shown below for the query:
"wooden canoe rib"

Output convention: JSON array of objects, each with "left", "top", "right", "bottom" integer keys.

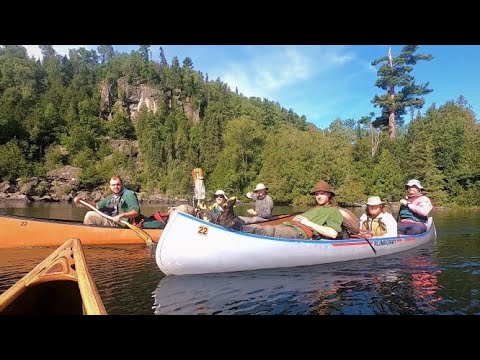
[{"left": 0, "top": 238, "right": 106, "bottom": 315}]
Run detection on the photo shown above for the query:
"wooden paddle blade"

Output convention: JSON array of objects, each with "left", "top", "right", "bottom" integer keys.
[
  {"left": 192, "top": 168, "right": 206, "bottom": 200},
  {"left": 121, "top": 220, "right": 154, "bottom": 246}
]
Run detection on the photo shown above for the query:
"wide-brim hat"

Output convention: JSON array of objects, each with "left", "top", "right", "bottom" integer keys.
[
  {"left": 253, "top": 183, "right": 269, "bottom": 192},
  {"left": 405, "top": 179, "right": 424, "bottom": 190},
  {"left": 310, "top": 180, "right": 335, "bottom": 196},
  {"left": 364, "top": 196, "right": 385, "bottom": 206},
  {"left": 214, "top": 190, "right": 227, "bottom": 199}
]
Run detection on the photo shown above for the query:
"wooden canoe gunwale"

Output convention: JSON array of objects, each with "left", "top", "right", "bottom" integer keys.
[{"left": 0, "top": 238, "right": 106, "bottom": 315}]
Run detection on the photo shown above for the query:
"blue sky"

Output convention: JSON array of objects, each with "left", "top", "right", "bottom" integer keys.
[{"left": 24, "top": 45, "right": 480, "bottom": 129}]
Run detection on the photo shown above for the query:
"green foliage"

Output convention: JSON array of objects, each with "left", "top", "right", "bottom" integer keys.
[
  {"left": 335, "top": 175, "right": 367, "bottom": 206},
  {"left": 78, "top": 164, "right": 105, "bottom": 190},
  {"left": 210, "top": 116, "right": 265, "bottom": 194},
  {"left": 369, "top": 149, "right": 404, "bottom": 201},
  {"left": 97, "top": 45, "right": 115, "bottom": 64},
  {"left": 44, "top": 145, "right": 69, "bottom": 171},
  {"left": 135, "top": 107, "right": 166, "bottom": 174},
  {"left": 0, "top": 45, "right": 479, "bottom": 207},
  {"left": 0, "top": 141, "right": 29, "bottom": 182},
  {"left": 161, "top": 160, "right": 192, "bottom": 198},
  {"left": 258, "top": 126, "right": 330, "bottom": 205},
  {"left": 107, "top": 107, "right": 135, "bottom": 139},
  {"left": 71, "top": 148, "right": 96, "bottom": 169}
]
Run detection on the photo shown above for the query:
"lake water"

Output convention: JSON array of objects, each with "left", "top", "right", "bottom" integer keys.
[{"left": 1, "top": 203, "right": 479, "bottom": 315}]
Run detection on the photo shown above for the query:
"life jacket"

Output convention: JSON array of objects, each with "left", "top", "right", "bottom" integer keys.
[
  {"left": 130, "top": 212, "right": 169, "bottom": 229},
  {"left": 362, "top": 217, "right": 388, "bottom": 236},
  {"left": 153, "top": 212, "right": 169, "bottom": 224},
  {"left": 399, "top": 206, "right": 428, "bottom": 223}
]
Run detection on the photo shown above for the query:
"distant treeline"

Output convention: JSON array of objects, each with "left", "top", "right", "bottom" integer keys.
[{"left": 0, "top": 45, "right": 478, "bottom": 206}]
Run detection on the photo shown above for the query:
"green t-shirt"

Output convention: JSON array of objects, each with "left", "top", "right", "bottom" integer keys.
[{"left": 285, "top": 205, "right": 343, "bottom": 237}]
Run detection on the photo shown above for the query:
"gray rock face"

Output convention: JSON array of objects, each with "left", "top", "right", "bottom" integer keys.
[{"left": 99, "top": 79, "right": 200, "bottom": 123}]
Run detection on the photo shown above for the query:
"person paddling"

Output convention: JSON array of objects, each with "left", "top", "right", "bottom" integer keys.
[{"left": 74, "top": 175, "right": 140, "bottom": 227}]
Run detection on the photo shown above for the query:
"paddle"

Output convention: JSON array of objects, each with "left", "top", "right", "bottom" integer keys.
[
  {"left": 363, "top": 237, "right": 377, "bottom": 254},
  {"left": 192, "top": 168, "right": 206, "bottom": 208},
  {"left": 351, "top": 232, "right": 377, "bottom": 254},
  {"left": 78, "top": 200, "right": 153, "bottom": 246}
]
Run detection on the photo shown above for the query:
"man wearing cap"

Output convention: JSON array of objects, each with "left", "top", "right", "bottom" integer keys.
[
  {"left": 209, "top": 190, "right": 228, "bottom": 215},
  {"left": 241, "top": 180, "right": 343, "bottom": 240},
  {"left": 398, "top": 179, "right": 433, "bottom": 235},
  {"left": 238, "top": 183, "right": 274, "bottom": 224},
  {"left": 358, "top": 196, "right": 397, "bottom": 238}
]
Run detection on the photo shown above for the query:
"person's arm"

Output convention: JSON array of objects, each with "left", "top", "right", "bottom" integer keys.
[
  {"left": 408, "top": 196, "right": 433, "bottom": 218},
  {"left": 356, "top": 214, "right": 373, "bottom": 238},
  {"left": 292, "top": 214, "right": 338, "bottom": 239},
  {"left": 112, "top": 209, "right": 139, "bottom": 223},
  {"left": 246, "top": 192, "right": 258, "bottom": 216},
  {"left": 112, "top": 191, "right": 140, "bottom": 223}
]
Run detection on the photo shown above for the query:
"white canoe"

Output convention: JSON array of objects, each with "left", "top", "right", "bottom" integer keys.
[{"left": 155, "top": 210, "right": 437, "bottom": 275}]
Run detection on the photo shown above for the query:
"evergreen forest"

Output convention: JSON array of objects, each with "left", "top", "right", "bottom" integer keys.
[{"left": 0, "top": 45, "right": 478, "bottom": 206}]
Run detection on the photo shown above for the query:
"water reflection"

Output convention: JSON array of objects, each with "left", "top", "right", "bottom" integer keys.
[
  {"left": 0, "top": 244, "right": 162, "bottom": 315},
  {"left": 152, "top": 248, "right": 441, "bottom": 315},
  {"left": 2, "top": 204, "right": 479, "bottom": 315}
]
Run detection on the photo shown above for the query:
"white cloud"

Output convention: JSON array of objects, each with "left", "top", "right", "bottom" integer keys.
[
  {"left": 22, "top": 45, "right": 42, "bottom": 60},
  {"left": 214, "top": 46, "right": 355, "bottom": 99},
  {"left": 22, "top": 45, "right": 97, "bottom": 60}
]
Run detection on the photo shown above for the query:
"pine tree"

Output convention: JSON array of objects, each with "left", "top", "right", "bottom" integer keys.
[
  {"left": 371, "top": 45, "right": 433, "bottom": 139},
  {"left": 159, "top": 47, "right": 168, "bottom": 67},
  {"left": 138, "top": 45, "right": 151, "bottom": 62},
  {"left": 97, "top": 45, "right": 115, "bottom": 64},
  {"left": 183, "top": 57, "right": 193, "bottom": 69}
]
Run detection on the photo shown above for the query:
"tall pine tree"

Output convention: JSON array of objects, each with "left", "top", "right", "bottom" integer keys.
[{"left": 371, "top": 45, "right": 433, "bottom": 139}]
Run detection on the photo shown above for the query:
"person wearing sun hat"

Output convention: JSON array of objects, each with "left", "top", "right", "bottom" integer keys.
[
  {"left": 358, "top": 196, "right": 397, "bottom": 238},
  {"left": 239, "top": 183, "right": 274, "bottom": 224},
  {"left": 241, "top": 180, "right": 343, "bottom": 240},
  {"left": 208, "top": 190, "right": 228, "bottom": 215},
  {"left": 397, "top": 179, "right": 433, "bottom": 235}
]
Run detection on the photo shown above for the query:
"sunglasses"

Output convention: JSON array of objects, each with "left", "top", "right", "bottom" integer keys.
[{"left": 215, "top": 195, "right": 224, "bottom": 198}]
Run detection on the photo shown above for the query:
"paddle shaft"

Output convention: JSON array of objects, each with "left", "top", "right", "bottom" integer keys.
[
  {"left": 192, "top": 168, "right": 205, "bottom": 208},
  {"left": 78, "top": 200, "right": 153, "bottom": 246},
  {"left": 363, "top": 237, "right": 377, "bottom": 254}
]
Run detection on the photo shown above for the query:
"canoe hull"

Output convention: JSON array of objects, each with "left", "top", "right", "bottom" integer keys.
[
  {"left": 156, "top": 210, "right": 436, "bottom": 275},
  {"left": 0, "top": 238, "right": 106, "bottom": 315},
  {"left": 0, "top": 214, "right": 162, "bottom": 249}
]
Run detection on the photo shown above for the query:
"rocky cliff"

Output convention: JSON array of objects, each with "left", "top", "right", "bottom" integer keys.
[{"left": 99, "top": 79, "right": 200, "bottom": 123}]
